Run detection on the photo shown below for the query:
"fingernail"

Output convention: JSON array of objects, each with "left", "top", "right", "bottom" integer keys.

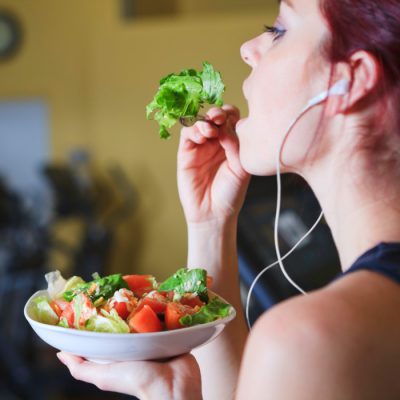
[{"left": 57, "top": 352, "right": 66, "bottom": 365}]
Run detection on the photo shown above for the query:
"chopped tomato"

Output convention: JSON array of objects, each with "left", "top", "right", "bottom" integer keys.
[
  {"left": 128, "top": 305, "right": 163, "bottom": 333},
  {"left": 123, "top": 274, "right": 155, "bottom": 297},
  {"left": 158, "top": 291, "right": 175, "bottom": 301},
  {"left": 113, "top": 302, "right": 129, "bottom": 320},
  {"left": 180, "top": 294, "right": 205, "bottom": 309},
  {"left": 59, "top": 303, "right": 74, "bottom": 327},
  {"left": 134, "top": 291, "right": 168, "bottom": 315},
  {"left": 165, "top": 302, "right": 196, "bottom": 330},
  {"left": 105, "top": 288, "right": 137, "bottom": 319},
  {"left": 207, "top": 275, "right": 213, "bottom": 289}
]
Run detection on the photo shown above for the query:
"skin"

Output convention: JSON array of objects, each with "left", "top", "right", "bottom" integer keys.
[{"left": 59, "top": 0, "right": 400, "bottom": 398}]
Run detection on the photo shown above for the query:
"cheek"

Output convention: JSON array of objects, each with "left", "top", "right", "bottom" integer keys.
[
  {"left": 237, "top": 103, "right": 326, "bottom": 176},
  {"left": 248, "top": 35, "right": 321, "bottom": 117},
  {"left": 237, "top": 74, "right": 300, "bottom": 176},
  {"left": 249, "top": 57, "right": 310, "bottom": 115},
  {"left": 237, "top": 43, "right": 325, "bottom": 175},
  {"left": 237, "top": 96, "right": 327, "bottom": 176}
]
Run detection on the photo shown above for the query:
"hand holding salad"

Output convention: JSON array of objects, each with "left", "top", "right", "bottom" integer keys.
[
  {"left": 57, "top": 351, "right": 202, "bottom": 400},
  {"left": 29, "top": 267, "right": 232, "bottom": 399}
]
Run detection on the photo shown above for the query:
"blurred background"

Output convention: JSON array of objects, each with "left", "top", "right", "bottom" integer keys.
[{"left": 0, "top": 0, "right": 340, "bottom": 399}]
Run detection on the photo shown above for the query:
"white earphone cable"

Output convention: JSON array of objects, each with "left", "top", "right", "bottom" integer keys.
[
  {"left": 244, "top": 80, "right": 350, "bottom": 328},
  {"left": 245, "top": 103, "right": 324, "bottom": 329}
]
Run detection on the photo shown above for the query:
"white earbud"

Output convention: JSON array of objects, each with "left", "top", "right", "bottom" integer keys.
[{"left": 307, "top": 79, "right": 350, "bottom": 107}]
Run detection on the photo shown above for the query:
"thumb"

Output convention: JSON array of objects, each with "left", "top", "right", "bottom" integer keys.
[{"left": 218, "top": 119, "right": 249, "bottom": 180}]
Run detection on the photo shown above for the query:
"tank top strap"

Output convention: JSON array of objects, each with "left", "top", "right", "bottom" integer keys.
[{"left": 337, "top": 242, "right": 400, "bottom": 284}]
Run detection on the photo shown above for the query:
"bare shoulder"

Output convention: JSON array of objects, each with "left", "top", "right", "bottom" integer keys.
[{"left": 236, "top": 272, "right": 400, "bottom": 400}]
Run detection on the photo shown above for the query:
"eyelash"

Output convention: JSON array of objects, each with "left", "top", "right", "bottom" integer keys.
[{"left": 263, "top": 25, "right": 286, "bottom": 41}]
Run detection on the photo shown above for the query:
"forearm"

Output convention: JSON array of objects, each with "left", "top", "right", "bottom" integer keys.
[
  {"left": 187, "top": 218, "right": 248, "bottom": 400},
  {"left": 188, "top": 218, "right": 243, "bottom": 305}
]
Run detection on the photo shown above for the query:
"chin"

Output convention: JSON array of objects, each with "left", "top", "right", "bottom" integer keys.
[
  {"left": 239, "top": 148, "right": 277, "bottom": 177},
  {"left": 237, "top": 119, "right": 280, "bottom": 176}
]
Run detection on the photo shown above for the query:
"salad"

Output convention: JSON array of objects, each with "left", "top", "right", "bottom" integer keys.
[
  {"left": 30, "top": 268, "right": 232, "bottom": 334},
  {"left": 146, "top": 61, "right": 225, "bottom": 139}
]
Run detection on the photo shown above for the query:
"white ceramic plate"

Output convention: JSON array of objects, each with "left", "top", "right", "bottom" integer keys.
[{"left": 24, "top": 289, "right": 236, "bottom": 363}]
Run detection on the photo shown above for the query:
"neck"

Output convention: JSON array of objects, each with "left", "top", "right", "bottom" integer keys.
[{"left": 303, "top": 144, "right": 400, "bottom": 271}]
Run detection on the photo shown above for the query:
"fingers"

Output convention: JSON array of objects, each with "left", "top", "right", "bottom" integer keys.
[
  {"left": 57, "top": 351, "right": 83, "bottom": 368},
  {"left": 57, "top": 351, "right": 201, "bottom": 399},
  {"left": 219, "top": 131, "right": 249, "bottom": 179},
  {"left": 179, "top": 123, "right": 217, "bottom": 153},
  {"left": 206, "top": 104, "right": 241, "bottom": 126},
  {"left": 57, "top": 352, "right": 96, "bottom": 382},
  {"left": 171, "top": 353, "right": 201, "bottom": 376},
  {"left": 179, "top": 104, "right": 240, "bottom": 150},
  {"left": 210, "top": 107, "right": 248, "bottom": 179},
  {"left": 170, "top": 354, "right": 202, "bottom": 397},
  {"left": 195, "top": 121, "right": 219, "bottom": 139},
  {"left": 57, "top": 352, "right": 114, "bottom": 392}
]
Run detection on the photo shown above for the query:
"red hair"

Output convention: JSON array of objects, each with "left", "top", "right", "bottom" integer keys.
[{"left": 320, "top": 0, "right": 400, "bottom": 141}]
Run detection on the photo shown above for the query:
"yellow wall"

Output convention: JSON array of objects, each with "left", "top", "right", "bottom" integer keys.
[{"left": 0, "top": 1, "right": 277, "bottom": 279}]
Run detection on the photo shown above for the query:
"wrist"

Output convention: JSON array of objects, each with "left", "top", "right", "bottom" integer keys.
[
  {"left": 187, "top": 216, "right": 238, "bottom": 239},
  {"left": 186, "top": 217, "right": 242, "bottom": 305},
  {"left": 187, "top": 217, "right": 238, "bottom": 268}
]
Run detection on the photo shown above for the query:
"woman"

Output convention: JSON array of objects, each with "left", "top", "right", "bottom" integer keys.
[{"left": 57, "top": 0, "right": 400, "bottom": 398}]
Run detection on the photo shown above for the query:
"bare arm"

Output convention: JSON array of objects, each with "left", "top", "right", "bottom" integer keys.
[
  {"left": 177, "top": 105, "right": 250, "bottom": 399},
  {"left": 236, "top": 274, "right": 400, "bottom": 400},
  {"left": 188, "top": 218, "right": 248, "bottom": 400}
]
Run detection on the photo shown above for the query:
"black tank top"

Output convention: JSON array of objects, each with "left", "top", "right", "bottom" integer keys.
[{"left": 338, "top": 242, "right": 400, "bottom": 284}]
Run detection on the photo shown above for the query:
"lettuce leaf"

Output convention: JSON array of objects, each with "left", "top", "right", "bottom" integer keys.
[
  {"left": 158, "top": 268, "right": 208, "bottom": 302},
  {"left": 179, "top": 297, "right": 231, "bottom": 327},
  {"left": 58, "top": 275, "right": 86, "bottom": 299},
  {"left": 31, "top": 296, "right": 59, "bottom": 325},
  {"left": 45, "top": 270, "right": 86, "bottom": 300},
  {"left": 200, "top": 61, "right": 225, "bottom": 106},
  {"left": 85, "top": 309, "right": 129, "bottom": 333},
  {"left": 146, "top": 61, "right": 225, "bottom": 139},
  {"left": 58, "top": 317, "right": 69, "bottom": 328},
  {"left": 63, "top": 274, "right": 128, "bottom": 302},
  {"left": 45, "top": 270, "right": 67, "bottom": 300}
]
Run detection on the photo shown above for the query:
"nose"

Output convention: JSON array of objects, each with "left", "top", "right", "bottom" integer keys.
[{"left": 240, "top": 36, "right": 261, "bottom": 68}]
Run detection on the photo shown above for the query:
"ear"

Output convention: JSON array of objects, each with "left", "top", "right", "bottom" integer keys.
[{"left": 324, "top": 51, "right": 380, "bottom": 116}]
